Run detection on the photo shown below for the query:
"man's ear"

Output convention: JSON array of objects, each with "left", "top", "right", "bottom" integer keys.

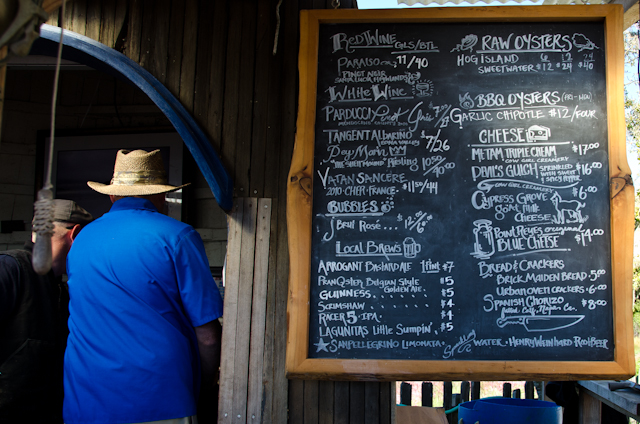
[
  {"left": 69, "top": 224, "right": 82, "bottom": 242},
  {"left": 109, "top": 195, "right": 118, "bottom": 204}
]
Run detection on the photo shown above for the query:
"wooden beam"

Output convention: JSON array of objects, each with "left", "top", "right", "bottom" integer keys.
[
  {"left": 247, "top": 198, "right": 272, "bottom": 424},
  {"left": 0, "top": 46, "right": 6, "bottom": 141},
  {"left": 43, "top": 0, "right": 71, "bottom": 15},
  {"left": 218, "top": 200, "right": 244, "bottom": 424},
  {"left": 579, "top": 380, "right": 640, "bottom": 421},
  {"left": 231, "top": 198, "right": 258, "bottom": 424},
  {"left": 579, "top": 388, "right": 602, "bottom": 424},
  {"left": 623, "top": 2, "right": 638, "bottom": 29},
  {"left": 611, "top": 0, "right": 638, "bottom": 14}
]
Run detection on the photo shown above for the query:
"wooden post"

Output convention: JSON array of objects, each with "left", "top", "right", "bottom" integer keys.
[
  {"left": 444, "top": 381, "right": 455, "bottom": 424},
  {"left": 460, "top": 381, "right": 470, "bottom": 403},
  {"left": 443, "top": 382, "right": 453, "bottom": 411},
  {"left": 512, "top": 389, "right": 521, "bottom": 399},
  {"left": 0, "top": 45, "right": 7, "bottom": 141},
  {"left": 525, "top": 381, "right": 535, "bottom": 399},
  {"left": 471, "top": 381, "right": 481, "bottom": 400},
  {"left": 218, "top": 198, "right": 273, "bottom": 424},
  {"left": 537, "top": 381, "right": 546, "bottom": 400},
  {"left": 400, "top": 382, "right": 412, "bottom": 406},
  {"left": 503, "top": 382, "right": 512, "bottom": 398},
  {"left": 579, "top": 388, "right": 601, "bottom": 424},
  {"left": 246, "top": 199, "right": 272, "bottom": 423},
  {"left": 421, "top": 382, "right": 433, "bottom": 407},
  {"left": 450, "top": 394, "right": 460, "bottom": 424},
  {"left": 218, "top": 199, "right": 248, "bottom": 423}
]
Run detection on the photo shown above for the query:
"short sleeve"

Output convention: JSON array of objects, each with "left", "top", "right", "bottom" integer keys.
[
  {"left": 0, "top": 255, "right": 20, "bottom": 321},
  {"left": 173, "top": 229, "right": 223, "bottom": 327}
]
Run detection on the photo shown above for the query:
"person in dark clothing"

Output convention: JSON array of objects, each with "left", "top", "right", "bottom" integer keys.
[
  {"left": 0, "top": 199, "right": 92, "bottom": 423},
  {"left": 546, "top": 381, "right": 579, "bottom": 424}
]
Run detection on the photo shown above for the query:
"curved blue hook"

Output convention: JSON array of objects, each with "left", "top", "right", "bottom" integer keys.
[{"left": 34, "top": 24, "right": 234, "bottom": 211}]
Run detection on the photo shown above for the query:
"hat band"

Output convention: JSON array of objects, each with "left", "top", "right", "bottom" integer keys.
[{"left": 111, "top": 170, "right": 168, "bottom": 186}]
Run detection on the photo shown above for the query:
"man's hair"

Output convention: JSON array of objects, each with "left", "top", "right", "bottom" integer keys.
[{"left": 54, "top": 220, "right": 84, "bottom": 229}]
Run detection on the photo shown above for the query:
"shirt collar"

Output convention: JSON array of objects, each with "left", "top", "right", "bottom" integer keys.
[{"left": 109, "top": 197, "right": 159, "bottom": 213}]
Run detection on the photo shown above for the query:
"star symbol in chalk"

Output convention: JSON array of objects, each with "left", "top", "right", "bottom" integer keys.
[{"left": 314, "top": 338, "right": 330, "bottom": 352}]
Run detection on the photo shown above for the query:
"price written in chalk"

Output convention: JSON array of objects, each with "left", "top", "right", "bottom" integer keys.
[
  {"left": 575, "top": 162, "right": 603, "bottom": 176},
  {"left": 572, "top": 142, "right": 600, "bottom": 155},
  {"left": 572, "top": 185, "right": 598, "bottom": 200},
  {"left": 588, "top": 269, "right": 607, "bottom": 281},
  {"left": 402, "top": 179, "right": 438, "bottom": 194},
  {"left": 574, "top": 228, "right": 605, "bottom": 246},
  {"left": 401, "top": 211, "right": 433, "bottom": 233},
  {"left": 422, "top": 155, "right": 456, "bottom": 178},
  {"left": 582, "top": 298, "right": 607, "bottom": 309},
  {"left": 587, "top": 283, "right": 607, "bottom": 294},
  {"left": 396, "top": 54, "right": 430, "bottom": 69}
]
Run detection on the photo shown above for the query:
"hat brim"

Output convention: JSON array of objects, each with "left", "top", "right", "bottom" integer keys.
[{"left": 87, "top": 181, "right": 190, "bottom": 196}]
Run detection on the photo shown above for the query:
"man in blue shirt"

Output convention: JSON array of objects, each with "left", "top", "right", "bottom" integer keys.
[{"left": 64, "top": 149, "right": 223, "bottom": 424}]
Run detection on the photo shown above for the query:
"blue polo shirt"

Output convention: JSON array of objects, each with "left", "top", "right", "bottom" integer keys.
[{"left": 63, "top": 197, "right": 223, "bottom": 424}]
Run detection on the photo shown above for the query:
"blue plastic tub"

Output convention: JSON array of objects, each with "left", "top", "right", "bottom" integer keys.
[{"left": 458, "top": 397, "right": 562, "bottom": 424}]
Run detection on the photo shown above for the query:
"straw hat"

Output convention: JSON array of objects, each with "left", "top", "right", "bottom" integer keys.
[{"left": 87, "top": 149, "right": 189, "bottom": 196}]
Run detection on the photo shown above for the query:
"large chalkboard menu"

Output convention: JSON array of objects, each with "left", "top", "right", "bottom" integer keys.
[{"left": 287, "top": 6, "right": 635, "bottom": 381}]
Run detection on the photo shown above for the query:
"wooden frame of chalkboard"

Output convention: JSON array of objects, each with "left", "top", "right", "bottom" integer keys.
[{"left": 287, "top": 6, "right": 635, "bottom": 381}]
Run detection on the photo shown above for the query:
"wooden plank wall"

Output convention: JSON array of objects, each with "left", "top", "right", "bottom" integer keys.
[
  {"left": 219, "top": 198, "right": 273, "bottom": 424},
  {"left": 43, "top": 0, "right": 394, "bottom": 423}
]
